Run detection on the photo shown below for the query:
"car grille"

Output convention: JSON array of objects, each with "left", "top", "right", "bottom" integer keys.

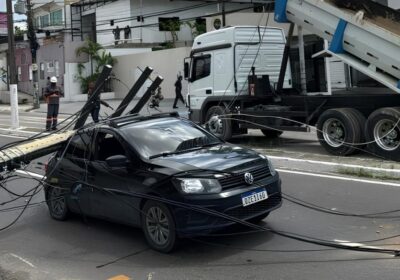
[
  {"left": 224, "top": 194, "right": 281, "bottom": 220},
  {"left": 218, "top": 164, "right": 271, "bottom": 190}
]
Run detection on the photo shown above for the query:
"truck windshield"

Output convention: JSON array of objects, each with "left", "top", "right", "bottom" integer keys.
[{"left": 121, "top": 118, "right": 222, "bottom": 159}]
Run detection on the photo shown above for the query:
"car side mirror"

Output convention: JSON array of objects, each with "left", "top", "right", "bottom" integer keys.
[{"left": 105, "top": 154, "right": 129, "bottom": 168}]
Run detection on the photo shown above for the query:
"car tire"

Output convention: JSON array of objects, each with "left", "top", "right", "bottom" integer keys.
[
  {"left": 365, "top": 107, "right": 400, "bottom": 161},
  {"left": 142, "top": 200, "right": 177, "bottom": 253},
  {"left": 47, "top": 186, "right": 69, "bottom": 221},
  {"left": 260, "top": 129, "right": 283, "bottom": 139},
  {"left": 316, "top": 108, "right": 362, "bottom": 156},
  {"left": 248, "top": 212, "right": 270, "bottom": 224},
  {"left": 205, "top": 106, "right": 232, "bottom": 140}
]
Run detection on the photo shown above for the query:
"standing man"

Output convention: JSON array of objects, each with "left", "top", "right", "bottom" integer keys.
[
  {"left": 88, "top": 81, "right": 111, "bottom": 123},
  {"left": 44, "top": 76, "right": 63, "bottom": 131},
  {"left": 173, "top": 75, "right": 184, "bottom": 109}
]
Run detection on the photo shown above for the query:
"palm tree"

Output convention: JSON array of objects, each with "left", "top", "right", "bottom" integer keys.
[
  {"left": 95, "top": 51, "right": 117, "bottom": 73},
  {"left": 75, "top": 39, "right": 117, "bottom": 93},
  {"left": 76, "top": 39, "right": 104, "bottom": 75}
]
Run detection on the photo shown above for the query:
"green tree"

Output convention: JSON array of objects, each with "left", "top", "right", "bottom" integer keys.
[
  {"left": 76, "top": 39, "right": 103, "bottom": 75},
  {"left": 186, "top": 20, "right": 206, "bottom": 39},
  {"left": 75, "top": 39, "right": 117, "bottom": 92},
  {"left": 160, "top": 19, "right": 182, "bottom": 48},
  {"left": 14, "top": 26, "right": 26, "bottom": 37}
]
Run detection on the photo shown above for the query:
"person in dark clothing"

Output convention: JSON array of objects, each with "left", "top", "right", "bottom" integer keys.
[
  {"left": 44, "top": 76, "right": 63, "bottom": 131},
  {"left": 88, "top": 81, "right": 111, "bottom": 123},
  {"left": 173, "top": 75, "right": 184, "bottom": 109}
]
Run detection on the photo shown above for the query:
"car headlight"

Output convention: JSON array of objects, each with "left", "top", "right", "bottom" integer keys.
[
  {"left": 267, "top": 157, "right": 277, "bottom": 176},
  {"left": 259, "top": 154, "right": 277, "bottom": 176},
  {"left": 175, "top": 178, "right": 222, "bottom": 194}
]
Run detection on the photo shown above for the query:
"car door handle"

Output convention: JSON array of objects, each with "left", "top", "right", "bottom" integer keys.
[{"left": 206, "top": 89, "right": 212, "bottom": 94}]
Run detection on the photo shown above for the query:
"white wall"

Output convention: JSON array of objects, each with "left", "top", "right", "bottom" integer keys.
[
  {"left": 96, "top": 0, "right": 245, "bottom": 46},
  {"left": 96, "top": 0, "right": 133, "bottom": 46},
  {"left": 112, "top": 47, "right": 191, "bottom": 99}
]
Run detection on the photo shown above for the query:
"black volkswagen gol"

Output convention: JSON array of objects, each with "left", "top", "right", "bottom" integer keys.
[{"left": 45, "top": 113, "right": 281, "bottom": 252}]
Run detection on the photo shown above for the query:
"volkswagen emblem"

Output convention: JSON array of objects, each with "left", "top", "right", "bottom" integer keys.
[{"left": 244, "top": 172, "right": 254, "bottom": 185}]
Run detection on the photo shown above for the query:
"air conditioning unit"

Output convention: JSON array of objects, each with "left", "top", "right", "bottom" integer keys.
[{"left": 14, "top": 1, "right": 27, "bottom": 15}]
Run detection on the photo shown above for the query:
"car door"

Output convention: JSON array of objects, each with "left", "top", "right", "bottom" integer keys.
[
  {"left": 87, "top": 129, "right": 143, "bottom": 225},
  {"left": 56, "top": 132, "right": 94, "bottom": 216}
]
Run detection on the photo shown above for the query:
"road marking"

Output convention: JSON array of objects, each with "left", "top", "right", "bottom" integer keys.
[
  {"left": 107, "top": 275, "right": 131, "bottom": 280},
  {"left": 276, "top": 168, "right": 400, "bottom": 187},
  {"left": 0, "top": 134, "right": 27, "bottom": 139},
  {"left": 334, "top": 239, "right": 380, "bottom": 250},
  {"left": 9, "top": 253, "right": 35, "bottom": 268},
  {"left": 15, "top": 170, "right": 45, "bottom": 180},
  {"left": 269, "top": 155, "right": 400, "bottom": 174}
]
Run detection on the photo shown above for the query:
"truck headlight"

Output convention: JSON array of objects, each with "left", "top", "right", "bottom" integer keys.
[{"left": 176, "top": 178, "right": 222, "bottom": 194}]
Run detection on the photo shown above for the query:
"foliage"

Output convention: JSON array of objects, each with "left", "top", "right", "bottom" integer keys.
[
  {"left": 75, "top": 39, "right": 117, "bottom": 93},
  {"left": 186, "top": 20, "right": 206, "bottom": 38},
  {"left": 159, "top": 19, "right": 182, "bottom": 48},
  {"left": 14, "top": 26, "right": 26, "bottom": 37}
]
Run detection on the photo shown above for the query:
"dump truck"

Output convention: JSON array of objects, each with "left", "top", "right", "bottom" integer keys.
[{"left": 184, "top": 0, "right": 400, "bottom": 161}]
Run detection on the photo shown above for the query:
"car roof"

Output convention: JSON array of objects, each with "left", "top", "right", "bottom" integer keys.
[{"left": 103, "top": 112, "right": 181, "bottom": 129}]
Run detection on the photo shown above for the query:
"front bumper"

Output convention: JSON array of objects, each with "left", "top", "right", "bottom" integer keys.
[{"left": 172, "top": 175, "right": 282, "bottom": 237}]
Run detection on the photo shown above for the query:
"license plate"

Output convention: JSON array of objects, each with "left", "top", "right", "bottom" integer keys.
[{"left": 241, "top": 188, "right": 268, "bottom": 207}]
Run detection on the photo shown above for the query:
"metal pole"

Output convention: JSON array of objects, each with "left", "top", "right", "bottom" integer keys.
[
  {"left": 298, "top": 25, "right": 307, "bottom": 94},
  {"left": 324, "top": 40, "right": 332, "bottom": 95},
  {"left": 6, "top": 0, "right": 19, "bottom": 129},
  {"left": 221, "top": 1, "right": 226, "bottom": 27}
]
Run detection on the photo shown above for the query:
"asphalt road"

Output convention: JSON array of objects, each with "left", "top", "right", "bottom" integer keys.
[{"left": 1, "top": 135, "right": 400, "bottom": 280}]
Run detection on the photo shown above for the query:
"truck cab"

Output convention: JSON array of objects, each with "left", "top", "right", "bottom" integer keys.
[{"left": 184, "top": 26, "right": 292, "bottom": 126}]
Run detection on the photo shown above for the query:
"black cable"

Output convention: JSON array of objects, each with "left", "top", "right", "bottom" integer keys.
[{"left": 283, "top": 192, "right": 400, "bottom": 219}]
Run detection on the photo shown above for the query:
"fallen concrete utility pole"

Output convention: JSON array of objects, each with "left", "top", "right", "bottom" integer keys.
[{"left": 0, "top": 65, "right": 162, "bottom": 171}]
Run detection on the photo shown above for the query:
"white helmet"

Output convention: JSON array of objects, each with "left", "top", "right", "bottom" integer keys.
[{"left": 50, "top": 76, "right": 57, "bottom": 83}]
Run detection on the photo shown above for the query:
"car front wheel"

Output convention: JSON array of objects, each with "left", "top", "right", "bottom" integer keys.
[
  {"left": 47, "top": 186, "right": 69, "bottom": 221},
  {"left": 142, "top": 200, "right": 177, "bottom": 253}
]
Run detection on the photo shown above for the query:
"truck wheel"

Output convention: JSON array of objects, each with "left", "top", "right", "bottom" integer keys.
[
  {"left": 205, "top": 106, "right": 232, "bottom": 140},
  {"left": 343, "top": 108, "right": 366, "bottom": 154},
  {"left": 316, "top": 108, "right": 362, "bottom": 156},
  {"left": 260, "top": 129, "right": 283, "bottom": 138},
  {"left": 365, "top": 107, "right": 400, "bottom": 161}
]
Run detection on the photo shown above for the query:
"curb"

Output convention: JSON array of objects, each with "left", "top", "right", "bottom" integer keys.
[{"left": 254, "top": 148, "right": 400, "bottom": 182}]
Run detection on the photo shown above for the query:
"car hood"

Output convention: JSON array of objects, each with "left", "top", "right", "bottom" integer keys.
[{"left": 150, "top": 144, "right": 263, "bottom": 173}]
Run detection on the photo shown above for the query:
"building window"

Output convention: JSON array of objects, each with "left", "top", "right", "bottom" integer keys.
[
  {"left": 40, "top": 14, "right": 49, "bottom": 28},
  {"left": 192, "top": 55, "right": 211, "bottom": 82},
  {"left": 50, "top": 10, "right": 63, "bottom": 25}
]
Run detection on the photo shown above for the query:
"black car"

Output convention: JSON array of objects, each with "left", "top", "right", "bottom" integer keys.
[{"left": 45, "top": 113, "right": 282, "bottom": 252}]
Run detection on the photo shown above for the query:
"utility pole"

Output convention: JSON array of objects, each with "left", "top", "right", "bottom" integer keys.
[
  {"left": 26, "top": 0, "right": 40, "bottom": 108},
  {"left": 6, "top": 0, "right": 19, "bottom": 129}
]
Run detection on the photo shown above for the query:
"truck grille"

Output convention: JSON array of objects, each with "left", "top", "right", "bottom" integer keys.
[
  {"left": 218, "top": 164, "right": 271, "bottom": 190},
  {"left": 224, "top": 194, "right": 281, "bottom": 220}
]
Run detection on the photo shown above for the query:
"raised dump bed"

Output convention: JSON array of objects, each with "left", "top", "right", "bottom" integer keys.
[{"left": 275, "top": 0, "right": 400, "bottom": 93}]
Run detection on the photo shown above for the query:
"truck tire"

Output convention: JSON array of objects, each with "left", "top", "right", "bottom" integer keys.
[
  {"left": 343, "top": 108, "right": 367, "bottom": 154},
  {"left": 205, "top": 106, "right": 232, "bottom": 140},
  {"left": 316, "top": 108, "right": 362, "bottom": 156},
  {"left": 260, "top": 129, "right": 283, "bottom": 138},
  {"left": 365, "top": 107, "right": 400, "bottom": 161}
]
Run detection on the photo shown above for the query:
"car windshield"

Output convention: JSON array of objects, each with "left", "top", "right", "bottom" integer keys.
[{"left": 121, "top": 118, "right": 222, "bottom": 158}]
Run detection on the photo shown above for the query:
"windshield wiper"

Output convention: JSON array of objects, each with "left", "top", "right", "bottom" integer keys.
[{"left": 149, "top": 142, "right": 221, "bottom": 159}]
